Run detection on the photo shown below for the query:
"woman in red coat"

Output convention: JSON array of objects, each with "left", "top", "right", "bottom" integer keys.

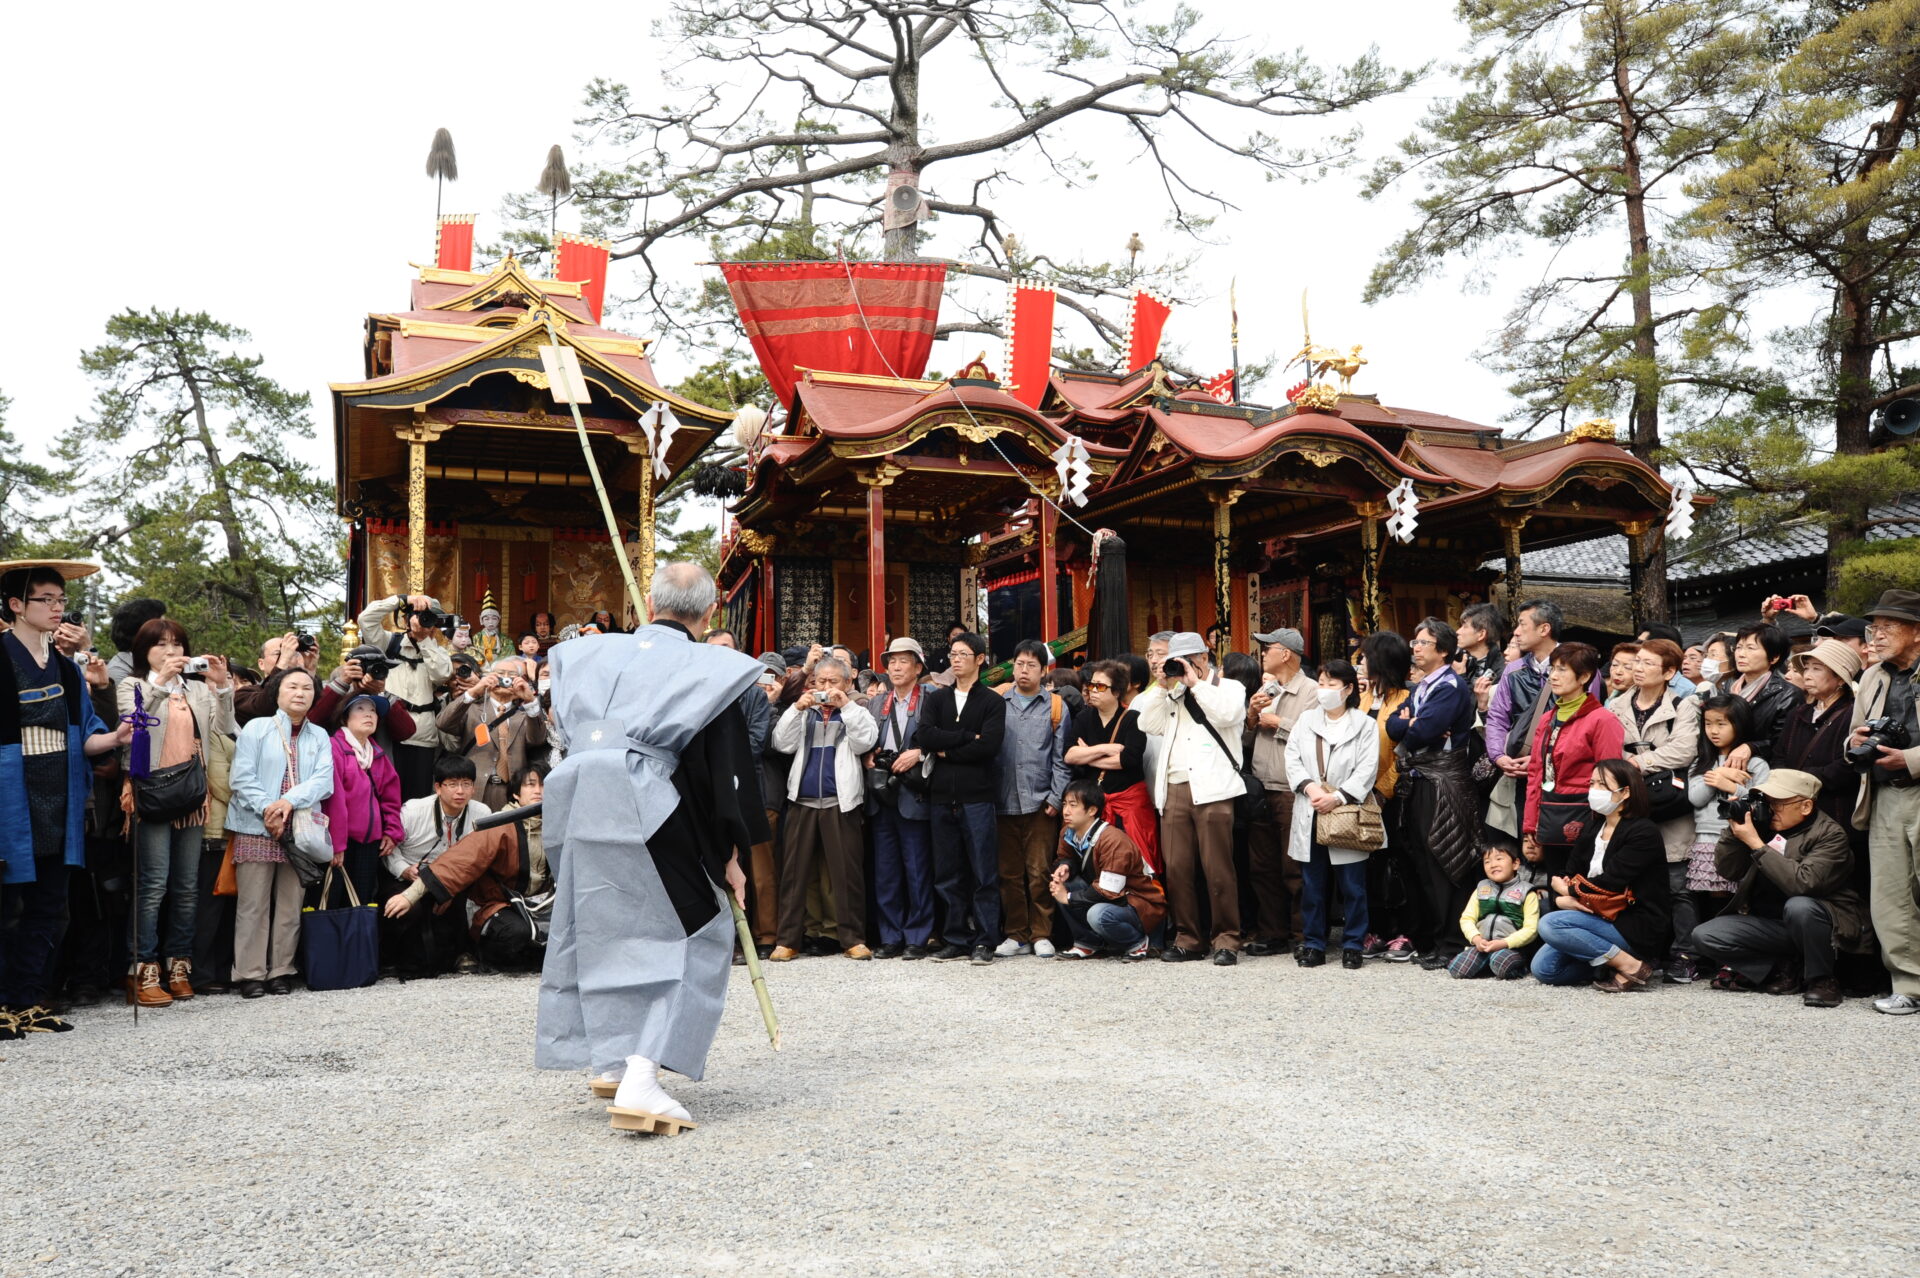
[
  {"left": 322, "top": 694, "right": 404, "bottom": 907},
  {"left": 1523, "top": 642, "right": 1625, "bottom": 878}
]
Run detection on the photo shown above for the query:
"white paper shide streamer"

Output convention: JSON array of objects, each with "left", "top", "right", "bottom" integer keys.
[
  {"left": 1385, "top": 478, "right": 1419, "bottom": 544},
  {"left": 1051, "top": 435, "right": 1092, "bottom": 507}
]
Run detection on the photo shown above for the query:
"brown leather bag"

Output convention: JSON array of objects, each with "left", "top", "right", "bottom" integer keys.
[{"left": 1568, "top": 874, "right": 1633, "bottom": 921}]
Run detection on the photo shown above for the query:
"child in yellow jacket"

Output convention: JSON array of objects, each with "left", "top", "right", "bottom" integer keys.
[{"left": 1449, "top": 835, "right": 1540, "bottom": 980}]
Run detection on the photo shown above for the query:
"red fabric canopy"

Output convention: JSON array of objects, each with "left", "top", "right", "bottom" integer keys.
[
  {"left": 555, "top": 233, "right": 610, "bottom": 322},
  {"left": 721, "top": 261, "right": 946, "bottom": 409}
]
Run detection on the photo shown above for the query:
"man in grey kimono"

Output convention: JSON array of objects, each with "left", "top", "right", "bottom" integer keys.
[{"left": 536, "top": 562, "right": 770, "bottom": 1126}]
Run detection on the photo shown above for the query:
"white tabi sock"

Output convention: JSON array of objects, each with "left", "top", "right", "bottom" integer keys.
[{"left": 611, "top": 1054, "right": 691, "bottom": 1122}]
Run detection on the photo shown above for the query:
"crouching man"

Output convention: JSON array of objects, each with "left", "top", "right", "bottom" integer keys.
[
  {"left": 1048, "top": 780, "right": 1165, "bottom": 960},
  {"left": 1691, "top": 768, "right": 1874, "bottom": 1008},
  {"left": 384, "top": 765, "right": 550, "bottom": 971}
]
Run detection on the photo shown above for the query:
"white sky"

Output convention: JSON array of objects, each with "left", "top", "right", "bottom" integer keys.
[{"left": 1, "top": 1, "right": 1761, "bottom": 526}]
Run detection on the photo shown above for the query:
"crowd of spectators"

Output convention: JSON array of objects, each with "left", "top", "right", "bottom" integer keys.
[{"left": 5, "top": 561, "right": 1920, "bottom": 1041}]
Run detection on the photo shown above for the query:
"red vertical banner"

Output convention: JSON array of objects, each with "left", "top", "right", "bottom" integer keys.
[
  {"left": 866, "top": 481, "right": 887, "bottom": 666},
  {"left": 436, "top": 215, "right": 476, "bottom": 271},
  {"left": 1123, "top": 289, "right": 1173, "bottom": 372},
  {"left": 1004, "top": 279, "right": 1056, "bottom": 407},
  {"left": 555, "top": 232, "right": 611, "bottom": 323}
]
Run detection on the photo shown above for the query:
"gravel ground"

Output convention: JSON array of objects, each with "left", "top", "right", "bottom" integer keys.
[{"left": 3, "top": 952, "right": 1915, "bottom": 1278}]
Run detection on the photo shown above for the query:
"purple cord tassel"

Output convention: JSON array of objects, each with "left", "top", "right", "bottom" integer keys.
[{"left": 128, "top": 683, "right": 152, "bottom": 779}]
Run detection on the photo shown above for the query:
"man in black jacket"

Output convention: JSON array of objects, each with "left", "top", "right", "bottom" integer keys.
[{"left": 918, "top": 632, "right": 1007, "bottom": 965}]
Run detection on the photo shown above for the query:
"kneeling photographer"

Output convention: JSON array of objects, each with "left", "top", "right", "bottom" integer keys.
[{"left": 1692, "top": 770, "right": 1872, "bottom": 1008}]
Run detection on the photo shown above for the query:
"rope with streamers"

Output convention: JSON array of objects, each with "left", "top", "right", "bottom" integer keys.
[{"left": 123, "top": 683, "right": 159, "bottom": 779}]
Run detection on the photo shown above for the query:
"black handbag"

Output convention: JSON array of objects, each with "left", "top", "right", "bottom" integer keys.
[
  {"left": 1641, "top": 767, "right": 1692, "bottom": 822},
  {"left": 1534, "top": 791, "right": 1590, "bottom": 848},
  {"left": 133, "top": 701, "right": 208, "bottom": 824}
]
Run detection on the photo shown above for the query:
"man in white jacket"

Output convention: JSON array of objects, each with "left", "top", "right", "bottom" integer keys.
[
  {"left": 769, "top": 657, "right": 879, "bottom": 961},
  {"left": 1132, "top": 632, "right": 1248, "bottom": 965},
  {"left": 356, "top": 593, "right": 454, "bottom": 800}
]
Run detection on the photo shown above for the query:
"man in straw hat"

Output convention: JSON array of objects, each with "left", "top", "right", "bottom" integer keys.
[
  {"left": 1851, "top": 589, "right": 1920, "bottom": 1014},
  {"left": 1, "top": 560, "right": 133, "bottom": 1040},
  {"left": 537, "top": 562, "right": 770, "bottom": 1130}
]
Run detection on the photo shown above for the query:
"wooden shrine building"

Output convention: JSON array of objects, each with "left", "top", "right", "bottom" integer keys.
[
  {"left": 331, "top": 217, "right": 731, "bottom": 631},
  {"left": 717, "top": 342, "right": 1688, "bottom": 666}
]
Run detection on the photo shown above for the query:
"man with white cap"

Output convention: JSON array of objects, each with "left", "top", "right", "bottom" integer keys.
[
  {"left": 1692, "top": 768, "right": 1872, "bottom": 1009},
  {"left": 1850, "top": 589, "right": 1920, "bottom": 1013},
  {"left": 865, "top": 637, "right": 936, "bottom": 959},
  {"left": 1244, "top": 627, "right": 1316, "bottom": 956},
  {"left": 1132, "top": 631, "right": 1248, "bottom": 965}
]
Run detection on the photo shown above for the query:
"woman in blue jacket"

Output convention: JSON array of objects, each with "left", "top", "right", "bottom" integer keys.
[{"left": 227, "top": 669, "right": 334, "bottom": 997}]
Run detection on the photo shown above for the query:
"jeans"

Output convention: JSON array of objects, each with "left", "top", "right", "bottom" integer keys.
[
  {"left": 870, "top": 805, "right": 934, "bottom": 946},
  {"left": 1531, "top": 910, "right": 1628, "bottom": 985},
  {"left": 1692, "top": 897, "right": 1837, "bottom": 984},
  {"left": 1062, "top": 898, "right": 1145, "bottom": 952},
  {"left": 931, "top": 800, "right": 1001, "bottom": 947},
  {"left": 1300, "top": 844, "right": 1369, "bottom": 952},
  {"left": 133, "top": 819, "right": 202, "bottom": 963}
]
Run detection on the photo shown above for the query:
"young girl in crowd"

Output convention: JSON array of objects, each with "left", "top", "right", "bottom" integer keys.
[{"left": 1682, "top": 693, "right": 1768, "bottom": 985}]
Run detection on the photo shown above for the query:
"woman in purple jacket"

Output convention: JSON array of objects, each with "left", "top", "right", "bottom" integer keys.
[{"left": 323, "top": 694, "right": 404, "bottom": 906}]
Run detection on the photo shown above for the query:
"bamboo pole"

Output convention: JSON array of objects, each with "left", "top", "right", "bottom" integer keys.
[{"left": 542, "top": 316, "right": 782, "bottom": 1052}]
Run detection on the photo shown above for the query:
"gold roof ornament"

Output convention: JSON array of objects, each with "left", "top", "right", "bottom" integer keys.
[
  {"left": 1294, "top": 383, "right": 1343, "bottom": 413},
  {"left": 1568, "top": 417, "right": 1619, "bottom": 443}
]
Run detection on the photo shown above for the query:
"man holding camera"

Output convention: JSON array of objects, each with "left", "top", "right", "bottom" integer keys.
[
  {"left": 1850, "top": 590, "right": 1920, "bottom": 1014},
  {"left": 1692, "top": 770, "right": 1871, "bottom": 1008},
  {"left": 1133, "top": 631, "right": 1248, "bottom": 965},
  {"left": 768, "top": 656, "right": 877, "bottom": 961},
  {"left": 313, "top": 643, "right": 416, "bottom": 743},
  {"left": 438, "top": 657, "right": 548, "bottom": 812},
  {"left": 357, "top": 593, "right": 455, "bottom": 799}
]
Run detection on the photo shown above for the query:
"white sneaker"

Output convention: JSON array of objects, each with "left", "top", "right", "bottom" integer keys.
[
  {"left": 993, "top": 938, "right": 1031, "bottom": 957},
  {"left": 610, "top": 1055, "right": 692, "bottom": 1122},
  {"left": 1873, "top": 992, "right": 1920, "bottom": 1015},
  {"left": 1032, "top": 938, "right": 1056, "bottom": 958}
]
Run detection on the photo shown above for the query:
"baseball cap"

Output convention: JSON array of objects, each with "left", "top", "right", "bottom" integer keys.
[
  {"left": 1754, "top": 769, "right": 1821, "bottom": 802},
  {"left": 1166, "top": 631, "right": 1208, "bottom": 660},
  {"left": 1814, "top": 615, "right": 1867, "bottom": 641},
  {"left": 1252, "top": 627, "right": 1305, "bottom": 656}
]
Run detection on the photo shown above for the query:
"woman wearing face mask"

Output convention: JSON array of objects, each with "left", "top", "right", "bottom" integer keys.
[
  {"left": 1522, "top": 643, "right": 1626, "bottom": 879},
  {"left": 1282, "top": 659, "right": 1381, "bottom": 969},
  {"left": 1531, "top": 759, "right": 1672, "bottom": 990},
  {"left": 1695, "top": 633, "right": 1734, "bottom": 693}
]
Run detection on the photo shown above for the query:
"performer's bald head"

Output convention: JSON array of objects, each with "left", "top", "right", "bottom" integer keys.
[{"left": 649, "top": 561, "right": 718, "bottom": 627}]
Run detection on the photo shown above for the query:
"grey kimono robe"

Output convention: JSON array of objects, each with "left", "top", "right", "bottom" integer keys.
[{"left": 536, "top": 621, "right": 769, "bottom": 1080}]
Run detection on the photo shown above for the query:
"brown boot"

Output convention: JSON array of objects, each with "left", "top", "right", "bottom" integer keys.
[
  {"left": 166, "top": 958, "right": 195, "bottom": 1000},
  {"left": 135, "top": 962, "right": 174, "bottom": 1008}
]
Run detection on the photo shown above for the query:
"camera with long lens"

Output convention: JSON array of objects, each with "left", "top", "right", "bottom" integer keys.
[
  {"left": 1847, "top": 716, "right": 1911, "bottom": 771},
  {"left": 1162, "top": 657, "right": 1188, "bottom": 679},
  {"left": 407, "top": 606, "right": 458, "bottom": 633},
  {"left": 865, "top": 748, "right": 901, "bottom": 799},
  {"left": 1717, "top": 793, "right": 1772, "bottom": 838}
]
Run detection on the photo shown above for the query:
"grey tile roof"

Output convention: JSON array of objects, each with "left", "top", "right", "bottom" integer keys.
[{"left": 1492, "top": 494, "right": 1920, "bottom": 584}]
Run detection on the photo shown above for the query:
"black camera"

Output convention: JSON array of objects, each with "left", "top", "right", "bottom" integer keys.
[
  {"left": 1163, "top": 657, "right": 1187, "bottom": 679},
  {"left": 294, "top": 633, "right": 318, "bottom": 654},
  {"left": 865, "top": 749, "right": 901, "bottom": 799},
  {"left": 1847, "top": 716, "right": 1911, "bottom": 771},
  {"left": 409, "top": 607, "right": 456, "bottom": 633},
  {"left": 1717, "top": 793, "right": 1772, "bottom": 838}
]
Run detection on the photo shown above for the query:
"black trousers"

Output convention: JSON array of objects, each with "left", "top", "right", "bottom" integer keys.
[
  {"left": 1, "top": 857, "right": 71, "bottom": 1008},
  {"left": 1693, "top": 897, "right": 1837, "bottom": 983},
  {"left": 380, "top": 868, "right": 466, "bottom": 975},
  {"left": 476, "top": 908, "right": 544, "bottom": 970},
  {"left": 1401, "top": 777, "right": 1474, "bottom": 958},
  {"left": 192, "top": 838, "right": 236, "bottom": 986},
  {"left": 392, "top": 744, "right": 439, "bottom": 802}
]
